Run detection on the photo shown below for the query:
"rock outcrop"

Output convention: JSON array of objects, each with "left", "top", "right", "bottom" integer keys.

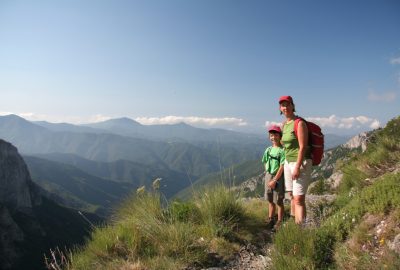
[
  {"left": 0, "top": 139, "right": 94, "bottom": 270},
  {"left": 343, "top": 131, "right": 370, "bottom": 152},
  {"left": 238, "top": 173, "right": 264, "bottom": 193},
  {"left": 0, "top": 139, "right": 41, "bottom": 211}
]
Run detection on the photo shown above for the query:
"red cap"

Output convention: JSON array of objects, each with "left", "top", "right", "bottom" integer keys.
[
  {"left": 268, "top": 125, "right": 282, "bottom": 134},
  {"left": 279, "top": 95, "right": 293, "bottom": 104}
]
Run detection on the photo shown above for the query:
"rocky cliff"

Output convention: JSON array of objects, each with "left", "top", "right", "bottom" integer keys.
[
  {"left": 0, "top": 139, "right": 94, "bottom": 270},
  {"left": 0, "top": 139, "right": 42, "bottom": 209},
  {"left": 0, "top": 139, "right": 43, "bottom": 269}
]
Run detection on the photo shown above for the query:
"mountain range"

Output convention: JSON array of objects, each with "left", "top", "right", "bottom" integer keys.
[
  {"left": 0, "top": 114, "right": 264, "bottom": 173},
  {"left": 0, "top": 114, "right": 351, "bottom": 218}
]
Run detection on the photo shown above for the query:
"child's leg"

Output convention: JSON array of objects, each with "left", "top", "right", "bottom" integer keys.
[
  {"left": 267, "top": 192, "right": 275, "bottom": 219},
  {"left": 277, "top": 204, "right": 284, "bottom": 222},
  {"left": 268, "top": 202, "right": 276, "bottom": 219},
  {"left": 277, "top": 197, "right": 284, "bottom": 222}
]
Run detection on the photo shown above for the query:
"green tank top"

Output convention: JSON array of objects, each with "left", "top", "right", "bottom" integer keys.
[{"left": 282, "top": 119, "right": 311, "bottom": 162}]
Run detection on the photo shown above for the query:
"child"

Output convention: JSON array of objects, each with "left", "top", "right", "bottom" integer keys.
[{"left": 261, "top": 125, "right": 285, "bottom": 230}]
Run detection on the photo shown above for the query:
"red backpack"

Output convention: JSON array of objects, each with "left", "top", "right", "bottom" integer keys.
[{"left": 293, "top": 117, "right": 324, "bottom": 166}]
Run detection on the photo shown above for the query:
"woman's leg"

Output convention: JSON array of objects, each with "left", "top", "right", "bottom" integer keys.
[
  {"left": 290, "top": 192, "right": 295, "bottom": 217},
  {"left": 292, "top": 159, "right": 312, "bottom": 224},
  {"left": 284, "top": 161, "right": 295, "bottom": 219},
  {"left": 293, "top": 195, "right": 306, "bottom": 224}
]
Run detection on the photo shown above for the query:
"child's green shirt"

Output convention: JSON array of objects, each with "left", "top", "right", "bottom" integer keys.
[{"left": 261, "top": 146, "right": 285, "bottom": 175}]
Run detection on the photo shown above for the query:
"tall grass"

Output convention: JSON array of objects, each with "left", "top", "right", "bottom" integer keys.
[
  {"left": 272, "top": 220, "right": 317, "bottom": 270},
  {"left": 63, "top": 184, "right": 262, "bottom": 269},
  {"left": 195, "top": 184, "right": 246, "bottom": 238}
]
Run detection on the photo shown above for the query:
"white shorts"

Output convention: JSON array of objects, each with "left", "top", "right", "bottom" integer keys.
[{"left": 284, "top": 159, "right": 312, "bottom": 196}]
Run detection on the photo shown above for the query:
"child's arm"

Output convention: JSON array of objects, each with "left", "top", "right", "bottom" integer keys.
[
  {"left": 274, "top": 164, "right": 284, "bottom": 181},
  {"left": 268, "top": 164, "right": 284, "bottom": 189}
]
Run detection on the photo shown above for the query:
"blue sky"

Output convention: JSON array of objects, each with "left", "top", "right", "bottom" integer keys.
[{"left": 0, "top": 0, "right": 399, "bottom": 135}]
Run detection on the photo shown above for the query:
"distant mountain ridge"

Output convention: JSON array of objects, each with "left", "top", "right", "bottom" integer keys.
[
  {"left": 0, "top": 114, "right": 264, "bottom": 177},
  {"left": 52, "top": 116, "right": 267, "bottom": 145},
  {"left": 33, "top": 116, "right": 350, "bottom": 147}
]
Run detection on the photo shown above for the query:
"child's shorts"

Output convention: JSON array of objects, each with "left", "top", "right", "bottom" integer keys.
[
  {"left": 284, "top": 159, "right": 312, "bottom": 196},
  {"left": 264, "top": 173, "right": 285, "bottom": 205}
]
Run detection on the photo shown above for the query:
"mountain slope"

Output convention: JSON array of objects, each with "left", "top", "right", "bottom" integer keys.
[
  {"left": 29, "top": 153, "right": 193, "bottom": 199},
  {"left": 176, "top": 159, "right": 264, "bottom": 200},
  {"left": 34, "top": 120, "right": 105, "bottom": 133},
  {"left": 24, "top": 156, "right": 137, "bottom": 216}
]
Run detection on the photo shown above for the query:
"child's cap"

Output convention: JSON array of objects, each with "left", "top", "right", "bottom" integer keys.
[
  {"left": 268, "top": 125, "right": 282, "bottom": 134},
  {"left": 279, "top": 95, "right": 293, "bottom": 104}
]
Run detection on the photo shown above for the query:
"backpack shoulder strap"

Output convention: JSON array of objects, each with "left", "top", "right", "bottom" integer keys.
[
  {"left": 293, "top": 116, "right": 306, "bottom": 138},
  {"left": 267, "top": 146, "right": 280, "bottom": 160},
  {"left": 266, "top": 146, "right": 272, "bottom": 156}
]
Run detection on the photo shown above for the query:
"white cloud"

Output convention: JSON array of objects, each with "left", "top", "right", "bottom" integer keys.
[
  {"left": 355, "top": 116, "right": 370, "bottom": 124},
  {"left": 0, "top": 111, "right": 14, "bottom": 116},
  {"left": 306, "top": 115, "right": 381, "bottom": 130},
  {"left": 390, "top": 56, "right": 400, "bottom": 65},
  {"left": 305, "top": 115, "right": 338, "bottom": 128},
  {"left": 264, "top": 121, "right": 283, "bottom": 128},
  {"left": 368, "top": 90, "right": 397, "bottom": 102},
  {"left": 135, "top": 116, "right": 248, "bottom": 127},
  {"left": 370, "top": 120, "right": 380, "bottom": 129},
  {"left": 86, "top": 114, "right": 112, "bottom": 123},
  {"left": 0, "top": 111, "right": 47, "bottom": 121},
  {"left": 265, "top": 115, "right": 381, "bottom": 131}
]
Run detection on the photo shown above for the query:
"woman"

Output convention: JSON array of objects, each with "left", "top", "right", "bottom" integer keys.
[{"left": 279, "top": 95, "right": 312, "bottom": 225}]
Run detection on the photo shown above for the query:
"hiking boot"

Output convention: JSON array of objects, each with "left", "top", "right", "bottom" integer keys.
[
  {"left": 266, "top": 217, "right": 275, "bottom": 229},
  {"left": 273, "top": 220, "right": 282, "bottom": 231}
]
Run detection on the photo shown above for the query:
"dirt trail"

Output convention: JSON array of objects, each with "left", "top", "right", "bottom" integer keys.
[{"left": 185, "top": 229, "right": 274, "bottom": 270}]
